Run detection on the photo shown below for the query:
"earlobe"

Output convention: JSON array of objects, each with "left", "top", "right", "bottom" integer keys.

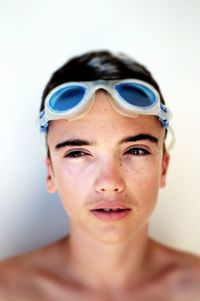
[
  {"left": 45, "top": 158, "right": 57, "bottom": 193},
  {"left": 160, "top": 152, "right": 170, "bottom": 188}
]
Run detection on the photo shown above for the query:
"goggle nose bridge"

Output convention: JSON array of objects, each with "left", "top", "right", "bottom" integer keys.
[{"left": 91, "top": 83, "right": 114, "bottom": 95}]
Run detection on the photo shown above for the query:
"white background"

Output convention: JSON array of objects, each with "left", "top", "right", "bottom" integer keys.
[{"left": 0, "top": 0, "right": 200, "bottom": 259}]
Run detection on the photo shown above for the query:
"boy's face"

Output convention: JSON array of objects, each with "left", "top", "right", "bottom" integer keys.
[{"left": 46, "top": 91, "right": 169, "bottom": 243}]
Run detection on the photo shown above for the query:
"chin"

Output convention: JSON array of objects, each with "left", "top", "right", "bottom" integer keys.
[{"left": 91, "top": 225, "right": 135, "bottom": 245}]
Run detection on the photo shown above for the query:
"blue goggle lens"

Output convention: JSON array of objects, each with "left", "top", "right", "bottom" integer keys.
[
  {"left": 49, "top": 86, "right": 86, "bottom": 112},
  {"left": 115, "top": 83, "right": 156, "bottom": 108}
]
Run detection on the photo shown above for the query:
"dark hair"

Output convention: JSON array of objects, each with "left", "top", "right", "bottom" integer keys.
[
  {"left": 40, "top": 50, "right": 167, "bottom": 157},
  {"left": 40, "top": 50, "right": 166, "bottom": 112}
]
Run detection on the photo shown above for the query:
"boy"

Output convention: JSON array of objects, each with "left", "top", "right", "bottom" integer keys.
[{"left": 0, "top": 51, "right": 200, "bottom": 300}]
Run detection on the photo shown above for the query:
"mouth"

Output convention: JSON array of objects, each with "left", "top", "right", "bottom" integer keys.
[{"left": 90, "top": 206, "right": 132, "bottom": 221}]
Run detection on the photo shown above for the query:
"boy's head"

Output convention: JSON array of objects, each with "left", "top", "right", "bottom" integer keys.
[{"left": 40, "top": 51, "right": 171, "bottom": 243}]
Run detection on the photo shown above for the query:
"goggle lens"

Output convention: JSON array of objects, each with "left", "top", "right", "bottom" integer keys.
[
  {"left": 49, "top": 86, "right": 86, "bottom": 112},
  {"left": 115, "top": 83, "right": 156, "bottom": 108}
]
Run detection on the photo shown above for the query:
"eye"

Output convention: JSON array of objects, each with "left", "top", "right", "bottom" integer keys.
[
  {"left": 125, "top": 147, "right": 150, "bottom": 156},
  {"left": 64, "top": 150, "right": 88, "bottom": 158}
]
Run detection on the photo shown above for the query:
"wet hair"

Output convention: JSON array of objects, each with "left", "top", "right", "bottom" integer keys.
[
  {"left": 40, "top": 50, "right": 167, "bottom": 157},
  {"left": 40, "top": 50, "right": 166, "bottom": 112}
]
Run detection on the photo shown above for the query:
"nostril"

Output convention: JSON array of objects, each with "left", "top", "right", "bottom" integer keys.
[
  {"left": 100, "top": 188, "right": 119, "bottom": 192},
  {"left": 94, "top": 173, "right": 125, "bottom": 193}
]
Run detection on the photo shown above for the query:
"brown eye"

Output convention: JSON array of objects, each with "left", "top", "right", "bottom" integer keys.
[
  {"left": 64, "top": 151, "right": 87, "bottom": 158},
  {"left": 126, "top": 148, "right": 150, "bottom": 156}
]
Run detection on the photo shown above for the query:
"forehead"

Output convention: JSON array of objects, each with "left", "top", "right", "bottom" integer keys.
[{"left": 47, "top": 91, "right": 164, "bottom": 144}]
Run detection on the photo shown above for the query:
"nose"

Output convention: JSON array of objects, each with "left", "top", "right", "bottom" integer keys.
[{"left": 94, "top": 158, "right": 125, "bottom": 193}]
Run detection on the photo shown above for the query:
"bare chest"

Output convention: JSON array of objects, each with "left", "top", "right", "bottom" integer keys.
[
  {"left": 2, "top": 276, "right": 200, "bottom": 301},
  {"left": 2, "top": 266, "right": 200, "bottom": 301}
]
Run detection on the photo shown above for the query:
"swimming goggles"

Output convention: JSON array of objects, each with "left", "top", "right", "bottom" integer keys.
[{"left": 39, "top": 79, "right": 172, "bottom": 133}]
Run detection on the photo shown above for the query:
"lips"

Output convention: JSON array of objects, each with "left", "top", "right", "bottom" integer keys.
[{"left": 90, "top": 202, "right": 131, "bottom": 221}]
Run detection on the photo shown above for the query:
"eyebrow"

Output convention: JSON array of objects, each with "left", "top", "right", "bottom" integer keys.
[
  {"left": 120, "top": 134, "right": 159, "bottom": 144},
  {"left": 55, "top": 139, "right": 92, "bottom": 149},
  {"left": 55, "top": 134, "right": 159, "bottom": 150}
]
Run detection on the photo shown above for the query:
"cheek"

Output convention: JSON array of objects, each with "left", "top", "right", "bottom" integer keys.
[
  {"left": 52, "top": 161, "right": 93, "bottom": 211},
  {"left": 125, "top": 157, "right": 162, "bottom": 202}
]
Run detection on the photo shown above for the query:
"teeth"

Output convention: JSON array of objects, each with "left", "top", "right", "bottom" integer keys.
[
  {"left": 94, "top": 208, "right": 126, "bottom": 212},
  {"left": 103, "top": 208, "right": 122, "bottom": 212}
]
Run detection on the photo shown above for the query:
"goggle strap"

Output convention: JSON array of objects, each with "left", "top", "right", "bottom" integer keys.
[
  {"left": 160, "top": 119, "right": 169, "bottom": 128},
  {"left": 158, "top": 103, "right": 172, "bottom": 128},
  {"left": 39, "top": 110, "right": 48, "bottom": 133}
]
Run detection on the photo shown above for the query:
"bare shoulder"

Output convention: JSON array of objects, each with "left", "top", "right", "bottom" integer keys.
[
  {"left": 0, "top": 237, "right": 68, "bottom": 300},
  {"left": 167, "top": 248, "right": 200, "bottom": 300},
  {"left": 161, "top": 241, "right": 200, "bottom": 268},
  {"left": 151, "top": 239, "right": 200, "bottom": 299},
  {"left": 165, "top": 243, "right": 200, "bottom": 281},
  {"left": 0, "top": 236, "right": 67, "bottom": 274}
]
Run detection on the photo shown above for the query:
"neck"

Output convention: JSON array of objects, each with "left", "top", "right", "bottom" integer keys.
[{"left": 64, "top": 224, "right": 153, "bottom": 290}]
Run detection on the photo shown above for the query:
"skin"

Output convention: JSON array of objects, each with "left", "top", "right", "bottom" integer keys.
[{"left": 0, "top": 91, "right": 200, "bottom": 301}]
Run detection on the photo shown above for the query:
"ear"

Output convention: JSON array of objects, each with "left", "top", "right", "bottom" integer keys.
[
  {"left": 160, "top": 152, "right": 170, "bottom": 188},
  {"left": 45, "top": 158, "right": 57, "bottom": 193}
]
